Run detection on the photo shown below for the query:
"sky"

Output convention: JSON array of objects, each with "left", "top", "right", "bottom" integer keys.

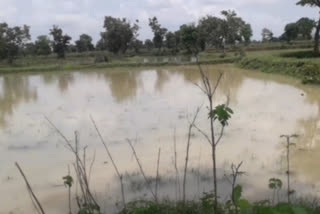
[{"left": 0, "top": 0, "right": 319, "bottom": 43}]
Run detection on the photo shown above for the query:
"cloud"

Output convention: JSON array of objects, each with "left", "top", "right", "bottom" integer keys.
[{"left": 0, "top": 0, "right": 317, "bottom": 42}]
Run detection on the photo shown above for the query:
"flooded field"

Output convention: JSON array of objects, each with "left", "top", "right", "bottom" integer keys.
[{"left": 1, "top": 64, "right": 320, "bottom": 214}]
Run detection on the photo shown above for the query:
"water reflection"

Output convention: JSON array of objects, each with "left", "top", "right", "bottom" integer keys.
[
  {"left": 1, "top": 65, "right": 320, "bottom": 213},
  {"left": 0, "top": 75, "right": 37, "bottom": 127}
]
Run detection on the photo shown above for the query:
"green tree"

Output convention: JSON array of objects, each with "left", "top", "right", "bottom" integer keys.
[
  {"left": 284, "top": 23, "right": 299, "bottom": 42},
  {"left": 0, "top": 23, "right": 31, "bottom": 63},
  {"left": 241, "top": 23, "right": 253, "bottom": 45},
  {"left": 261, "top": 28, "right": 274, "bottom": 42},
  {"left": 144, "top": 39, "right": 154, "bottom": 51},
  {"left": 198, "top": 15, "right": 224, "bottom": 49},
  {"left": 297, "top": 0, "right": 320, "bottom": 55},
  {"left": 34, "top": 35, "right": 52, "bottom": 56},
  {"left": 165, "top": 31, "right": 179, "bottom": 53},
  {"left": 75, "top": 34, "right": 94, "bottom": 52},
  {"left": 49, "top": 25, "right": 72, "bottom": 58},
  {"left": 296, "top": 17, "right": 315, "bottom": 40},
  {"left": 180, "top": 24, "right": 199, "bottom": 54},
  {"left": 221, "top": 10, "right": 252, "bottom": 45},
  {"left": 130, "top": 39, "right": 143, "bottom": 54},
  {"left": 23, "top": 42, "right": 36, "bottom": 56},
  {"left": 102, "top": 16, "right": 139, "bottom": 54},
  {"left": 149, "top": 17, "right": 168, "bottom": 51}
]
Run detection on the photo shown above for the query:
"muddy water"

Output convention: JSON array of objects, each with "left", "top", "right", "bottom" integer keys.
[{"left": 1, "top": 65, "right": 320, "bottom": 213}]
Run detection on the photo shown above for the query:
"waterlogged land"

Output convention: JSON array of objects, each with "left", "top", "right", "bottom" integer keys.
[{"left": 1, "top": 65, "right": 320, "bottom": 213}]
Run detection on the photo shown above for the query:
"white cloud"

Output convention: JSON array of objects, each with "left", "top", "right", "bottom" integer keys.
[{"left": 0, "top": 0, "right": 318, "bottom": 42}]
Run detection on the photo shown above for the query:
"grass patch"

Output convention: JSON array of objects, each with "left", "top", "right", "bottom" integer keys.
[{"left": 238, "top": 50, "right": 320, "bottom": 84}]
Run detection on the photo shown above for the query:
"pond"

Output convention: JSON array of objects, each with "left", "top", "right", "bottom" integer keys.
[{"left": 1, "top": 64, "right": 320, "bottom": 214}]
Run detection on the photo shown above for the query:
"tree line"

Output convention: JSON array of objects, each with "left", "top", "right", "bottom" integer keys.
[
  {"left": 0, "top": 0, "right": 320, "bottom": 63},
  {"left": 0, "top": 10, "right": 253, "bottom": 63}
]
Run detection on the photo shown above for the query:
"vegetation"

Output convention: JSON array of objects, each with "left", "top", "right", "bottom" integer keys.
[{"left": 296, "top": 0, "right": 320, "bottom": 55}]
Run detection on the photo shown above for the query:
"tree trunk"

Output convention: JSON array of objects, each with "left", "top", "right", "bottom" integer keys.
[{"left": 314, "top": 18, "right": 320, "bottom": 56}]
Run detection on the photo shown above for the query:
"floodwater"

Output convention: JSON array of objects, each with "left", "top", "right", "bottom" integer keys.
[{"left": 1, "top": 65, "right": 320, "bottom": 213}]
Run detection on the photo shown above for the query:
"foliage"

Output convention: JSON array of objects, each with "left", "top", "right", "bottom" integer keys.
[
  {"left": 144, "top": 39, "right": 154, "bottom": 51},
  {"left": 63, "top": 175, "right": 74, "bottom": 188},
  {"left": 34, "top": 35, "right": 52, "bottom": 56},
  {"left": 296, "top": 18, "right": 315, "bottom": 40},
  {"left": 0, "top": 23, "right": 31, "bottom": 63},
  {"left": 238, "top": 52, "right": 320, "bottom": 84},
  {"left": 75, "top": 34, "right": 94, "bottom": 52},
  {"left": 179, "top": 24, "right": 200, "bottom": 54},
  {"left": 149, "top": 17, "right": 168, "bottom": 51},
  {"left": 296, "top": 0, "right": 320, "bottom": 55},
  {"left": 262, "top": 28, "right": 274, "bottom": 42},
  {"left": 283, "top": 23, "right": 300, "bottom": 42},
  {"left": 50, "top": 25, "right": 72, "bottom": 59},
  {"left": 209, "top": 104, "right": 234, "bottom": 126},
  {"left": 102, "top": 16, "right": 139, "bottom": 54}
]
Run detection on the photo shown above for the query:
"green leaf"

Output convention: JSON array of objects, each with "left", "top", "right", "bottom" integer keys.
[
  {"left": 62, "top": 175, "right": 73, "bottom": 188},
  {"left": 233, "top": 185, "right": 242, "bottom": 204},
  {"left": 209, "top": 104, "right": 234, "bottom": 126}
]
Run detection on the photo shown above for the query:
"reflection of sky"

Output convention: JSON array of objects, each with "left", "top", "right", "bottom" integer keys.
[{"left": 1, "top": 65, "right": 320, "bottom": 213}]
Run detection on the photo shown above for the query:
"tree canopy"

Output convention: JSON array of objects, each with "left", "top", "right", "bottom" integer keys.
[
  {"left": 75, "top": 34, "right": 94, "bottom": 52},
  {"left": 0, "top": 23, "right": 31, "bottom": 63},
  {"left": 102, "top": 16, "right": 139, "bottom": 54},
  {"left": 50, "top": 25, "right": 72, "bottom": 58},
  {"left": 149, "top": 17, "right": 168, "bottom": 51}
]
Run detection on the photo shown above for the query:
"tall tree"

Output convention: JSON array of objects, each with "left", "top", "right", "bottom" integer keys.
[
  {"left": 50, "top": 25, "right": 72, "bottom": 58},
  {"left": 297, "top": 0, "right": 320, "bottom": 55},
  {"left": 296, "top": 17, "right": 315, "bottom": 40},
  {"left": 198, "top": 15, "right": 225, "bottom": 49},
  {"left": 221, "top": 10, "right": 252, "bottom": 45},
  {"left": 0, "top": 23, "right": 31, "bottom": 63},
  {"left": 75, "top": 34, "right": 94, "bottom": 52},
  {"left": 261, "top": 28, "right": 274, "bottom": 42},
  {"left": 149, "top": 17, "right": 168, "bottom": 51},
  {"left": 284, "top": 23, "right": 299, "bottom": 42},
  {"left": 34, "top": 35, "right": 51, "bottom": 56},
  {"left": 179, "top": 24, "right": 199, "bottom": 54},
  {"left": 144, "top": 39, "right": 154, "bottom": 51},
  {"left": 102, "top": 17, "right": 139, "bottom": 54}
]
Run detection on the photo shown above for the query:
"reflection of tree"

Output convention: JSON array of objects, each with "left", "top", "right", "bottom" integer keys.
[
  {"left": 154, "top": 70, "right": 170, "bottom": 92},
  {"left": 172, "top": 65, "right": 245, "bottom": 103},
  {"left": 42, "top": 73, "right": 74, "bottom": 93},
  {"left": 0, "top": 75, "right": 37, "bottom": 127},
  {"left": 104, "top": 71, "right": 141, "bottom": 103}
]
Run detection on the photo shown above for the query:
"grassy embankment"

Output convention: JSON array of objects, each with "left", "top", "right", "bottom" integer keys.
[
  {"left": 0, "top": 40, "right": 315, "bottom": 74},
  {"left": 238, "top": 48, "right": 320, "bottom": 84}
]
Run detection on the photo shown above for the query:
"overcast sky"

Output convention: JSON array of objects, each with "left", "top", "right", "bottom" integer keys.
[{"left": 0, "top": 0, "right": 319, "bottom": 43}]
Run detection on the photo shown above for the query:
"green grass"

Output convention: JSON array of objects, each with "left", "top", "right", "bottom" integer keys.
[{"left": 238, "top": 48, "right": 320, "bottom": 84}]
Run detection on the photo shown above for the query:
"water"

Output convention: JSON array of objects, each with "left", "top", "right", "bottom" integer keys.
[{"left": 1, "top": 64, "right": 320, "bottom": 213}]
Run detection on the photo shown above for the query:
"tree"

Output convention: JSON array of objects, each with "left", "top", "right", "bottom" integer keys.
[
  {"left": 50, "top": 25, "right": 72, "bottom": 58},
  {"left": 241, "top": 23, "right": 253, "bottom": 45},
  {"left": 34, "top": 35, "right": 51, "bottom": 56},
  {"left": 296, "top": 17, "right": 315, "bottom": 40},
  {"left": 221, "top": 10, "right": 252, "bottom": 45},
  {"left": 297, "top": 0, "right": 320, "bottom": 55},
  {"left": 102, "top": 16, "right": 139, "bottom": 54},
  {"left": 130, "top": 39, "right": 143, "bottom": 54},
  {"left": 144, "top": 39, "right": 154, "bottom": 51},
  {"left": 284, "top": 23, "right": 299, "bottom": 42},
  {"left": 262, "top": 28, "right": 274, "bottom": 42},
  {"left": 0, "top": 23, "right": 31, "bottom": 63},
  {"left": 75, "top": 34, "right": 94, "bottom": 52},
  {"left": 165, "top": 31, "right": 179, "bottom": 53},
  {"left": 198, "top": 15, "right": 225, "bottom": 49},
  {"left": 23, "top": 42, "right": 36, "bottom": 56},
  {"left": 180, "top": 24, "right": 199, "bottom": 54},
  {"left": 149, "top": 17, "right": 168, "bottom": 51}
]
